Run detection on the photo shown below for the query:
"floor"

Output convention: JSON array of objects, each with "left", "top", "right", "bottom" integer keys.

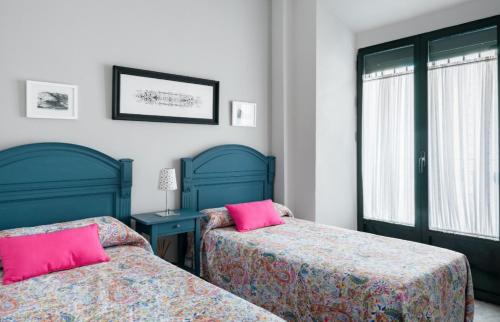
[{"left": 476, "top": 300, "right": 500, "bottom": 321}]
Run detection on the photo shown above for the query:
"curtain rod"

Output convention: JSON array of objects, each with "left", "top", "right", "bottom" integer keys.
[
  {"left": 363, "top": 70, "right": 414, "bottom": 82},
  {"left": 363, "top": 55, "right": 497, "bottom": 81},
  {"left": 428, "top": 55, "right": 497, "bottom": 70}
]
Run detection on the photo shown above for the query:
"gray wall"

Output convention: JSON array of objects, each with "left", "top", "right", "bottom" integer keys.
[{"left": 0, "top": 0, "right": 271, "bottom": 214}]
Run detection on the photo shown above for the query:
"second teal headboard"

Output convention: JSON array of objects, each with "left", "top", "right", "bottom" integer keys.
[{"left": 181, "top": 145, "right": 275, "bottom": 211}]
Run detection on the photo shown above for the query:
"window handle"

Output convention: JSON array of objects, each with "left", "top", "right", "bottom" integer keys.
[{"left": 418, "top": 151, "right": 426, "bottom": 174}]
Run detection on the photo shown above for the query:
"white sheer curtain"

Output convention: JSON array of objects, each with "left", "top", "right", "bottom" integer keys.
[
  {"left": 428, "top": 57, "right": 499, "bottom": 240},
  {"left": 362, "top": 72, "right": 415, "bottom": 225}
]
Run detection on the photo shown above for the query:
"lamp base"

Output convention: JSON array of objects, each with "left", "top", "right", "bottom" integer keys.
[{"left": 156, "top": 209, "right": 179, "bottom": 217}]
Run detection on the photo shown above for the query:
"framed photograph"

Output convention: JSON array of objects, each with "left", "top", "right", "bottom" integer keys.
[
  {"left": 26, "top": 81, "right": 78, "bottom": 119},
  {"left": 112, "top": 66, "right": 219, "bottom": 125},
  {"left": 232, "top": 101, "right": 256, "bottom": 127}
]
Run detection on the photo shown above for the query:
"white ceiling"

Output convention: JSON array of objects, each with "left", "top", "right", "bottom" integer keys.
[{"left": 329, "top": 0, "right": 474, "bottom": 32}]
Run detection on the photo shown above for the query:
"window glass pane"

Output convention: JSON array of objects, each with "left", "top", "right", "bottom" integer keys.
[
  {"left": 364, "top": 45, "right": 414, "bottom": 74},
  {"left": 362, "top": 45, "right": 415, "bottom": 226},
  {"left": 428, "top": 26, "right": 499, "bottom": 240},
  {"left": 429, "top": 26, "right": 497, "bottom": 62}
]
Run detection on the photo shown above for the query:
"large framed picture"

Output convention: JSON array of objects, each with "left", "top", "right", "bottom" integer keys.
[
  {"left": 26, "top": 81, "right": 78, "bottom": 120},
  {"left": 112, "top": 66, "right": 219, "bottom": 125}
]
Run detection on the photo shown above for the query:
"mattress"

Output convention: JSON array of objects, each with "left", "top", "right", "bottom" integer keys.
[{"left": 202, "top": 217, "right": 474, "bottom": 321}]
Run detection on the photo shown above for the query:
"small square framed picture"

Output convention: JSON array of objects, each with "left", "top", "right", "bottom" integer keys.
[
  {"left": 231, "top": 101, "right": 256, "bottom": 127},
  {"left": 26, "top": 81, "right": 78, "bottom": 119}
]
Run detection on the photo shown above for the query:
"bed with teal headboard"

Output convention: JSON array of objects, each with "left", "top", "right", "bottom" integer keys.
[
  {"left": 0, "top": 142, "right": 281, "bottom": 321},
  {"left": 180, "top": 144, "right": 475, "bottom": 322},
  {"left": 0, "top": 142, "right": 133, "bottom": 230}
]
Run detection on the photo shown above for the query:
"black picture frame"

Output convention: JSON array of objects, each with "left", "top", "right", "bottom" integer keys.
[{"left": 112, "top": 66, "right": 219, "bottom": 125}]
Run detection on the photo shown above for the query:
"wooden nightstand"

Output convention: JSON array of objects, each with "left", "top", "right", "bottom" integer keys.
[{"left": 132, "top": 209, "right": 205, "bottom": 276}]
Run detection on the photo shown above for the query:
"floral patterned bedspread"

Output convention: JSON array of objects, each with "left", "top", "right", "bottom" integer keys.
[
  {"left": 0, "top": 217, "right": 282, "bottom": 322},
  {"left": 202, "top": 217, "right": 474, "bottom": 322}
]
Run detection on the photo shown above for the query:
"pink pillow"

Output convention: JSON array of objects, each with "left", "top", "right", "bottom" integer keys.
[
  {"left": 225, "top": 199, "right": 285, "bottom": 232},
  {"left": 0, "top": 224, "right": 109, "bottom": 285}
]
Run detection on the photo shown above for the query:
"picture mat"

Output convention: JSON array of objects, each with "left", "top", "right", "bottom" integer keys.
[
  {"left": 120, "top": 74, "right": 214, "bottom": 119},
  {"left": 26, "top": 81, "right": 77, "bottom": 119},
  {"left": 232, "top": 101, "right": 256, "bottom": 127}
]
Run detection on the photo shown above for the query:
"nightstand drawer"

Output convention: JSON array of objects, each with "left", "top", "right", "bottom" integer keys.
[{"left": 157, "top": 219, "right": 195, "bottom": 234}]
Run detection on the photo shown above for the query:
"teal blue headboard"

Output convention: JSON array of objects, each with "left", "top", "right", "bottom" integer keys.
[
  {"left": 181, "top": 145, "right": 275, "bottom": 211},
  {"left": 0, "top": 143, "right": 132, "bottom": 230}
]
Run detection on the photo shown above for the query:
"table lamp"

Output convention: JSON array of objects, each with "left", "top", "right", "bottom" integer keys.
[{"left": 158, "top": 167, "right": 178, "bottom": 216}]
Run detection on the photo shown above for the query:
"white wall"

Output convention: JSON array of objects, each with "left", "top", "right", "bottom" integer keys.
[
  {"left": 315, "top": 0, "right": 357, "bottom": 229},
  {"left": 272, "top": 0, "right": 356, "bottom": 226},
  {"left": 0, "top": 0, "right": 271, "bottom": 214},
  {"left": 285, "top": 0, "right": 317, "bottom": 222},
  {"left": 271, "top": 0, "right": 287, "bottom": 204},
  {"left": 357, "top": 0, "right": 500, "bottom": 48},
  {"left": 271, "top": 0, "right": 317, "bottom": 221},
  {"left": 274, "top": 0, "right": 497, "bottom": 229}
]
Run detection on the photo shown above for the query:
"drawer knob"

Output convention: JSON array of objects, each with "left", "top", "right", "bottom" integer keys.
[{"left": 175, "top": 224, "right": 181, "bottom": 228}]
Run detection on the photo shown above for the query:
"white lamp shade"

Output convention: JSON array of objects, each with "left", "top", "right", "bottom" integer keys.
[{"left": 158, "top": 168, "right": 177, "bottom": 191}]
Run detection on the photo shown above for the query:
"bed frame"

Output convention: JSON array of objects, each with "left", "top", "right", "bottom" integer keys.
[
  {"left": 181, "top": 145, "right": 275, "bottom": 210},
  {"left": 0, "top": 143, "right": 132, "bottom": 230}
]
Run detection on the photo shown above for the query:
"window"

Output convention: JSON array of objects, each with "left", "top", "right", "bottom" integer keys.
[
  {"left": 357, "top": 16, "right": 500, "bottom": 302},
  {"left": 361, "top": 46, "right": 415, "bottom": 226},
  {"left": 428, "top": 27, "right": 499, "bottom": 240}
]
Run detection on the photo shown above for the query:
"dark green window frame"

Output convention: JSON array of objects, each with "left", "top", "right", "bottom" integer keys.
[{"left": 356, "top": 15, "right": 500, "bottom": 304}]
